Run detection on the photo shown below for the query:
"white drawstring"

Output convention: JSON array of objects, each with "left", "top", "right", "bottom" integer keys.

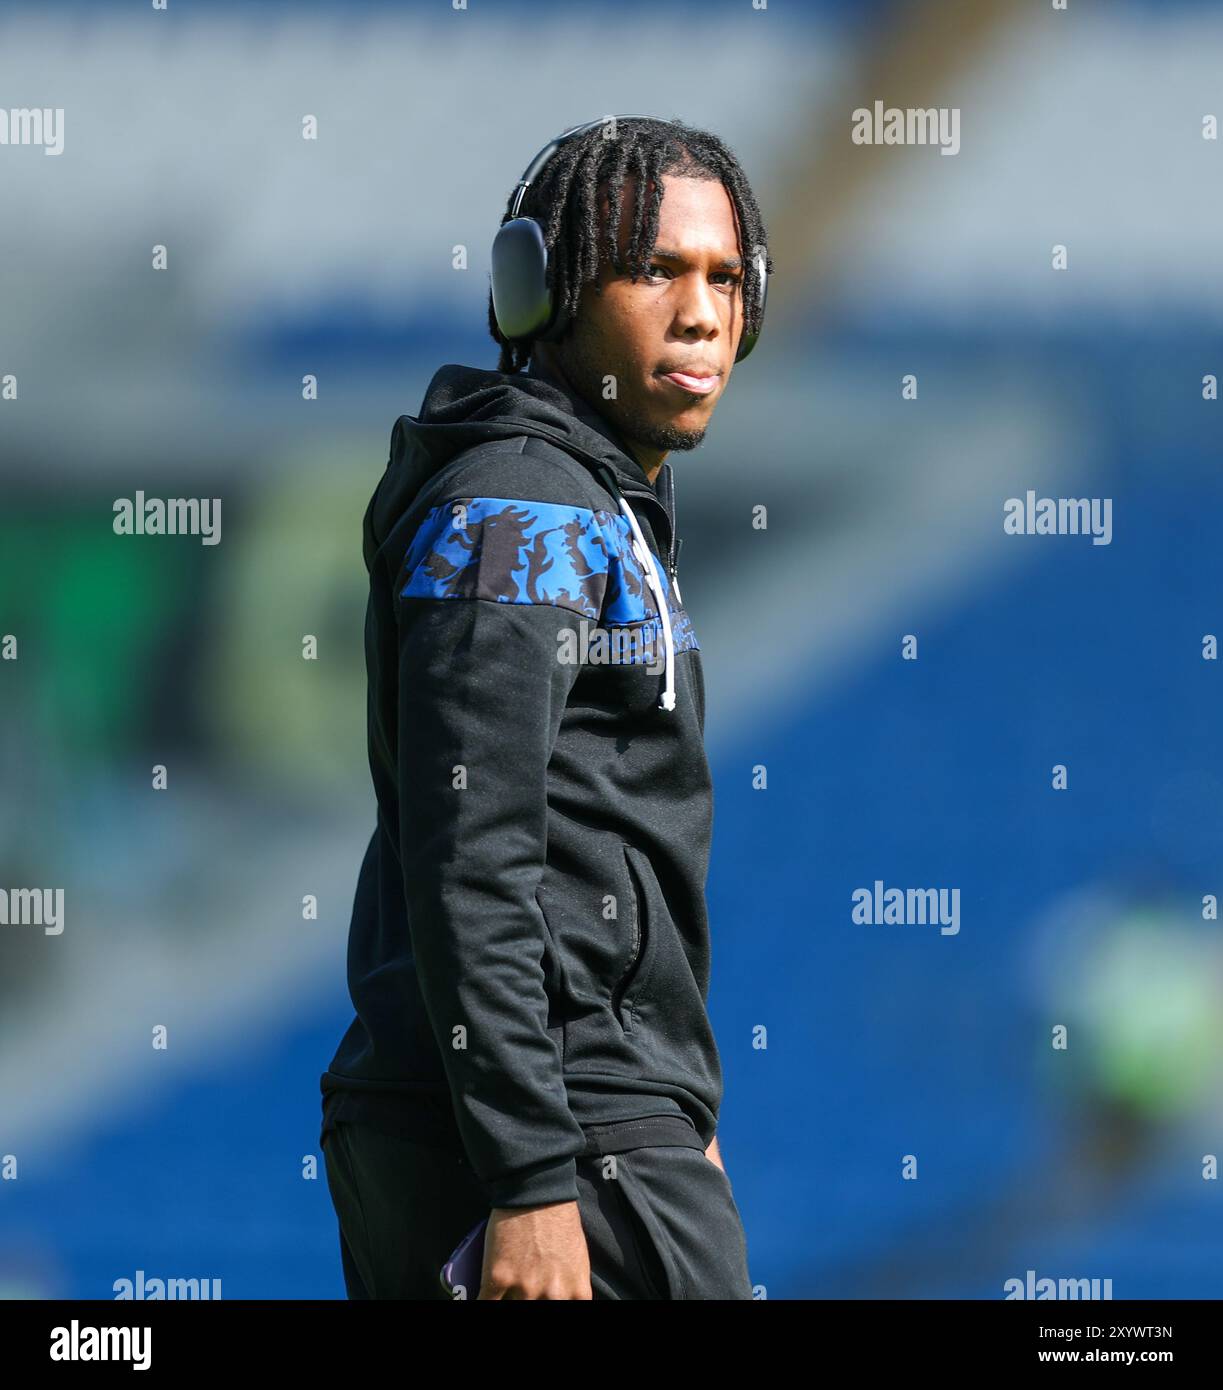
[{"left": 615, "top": 495, "right": 676, "bottom": 712}]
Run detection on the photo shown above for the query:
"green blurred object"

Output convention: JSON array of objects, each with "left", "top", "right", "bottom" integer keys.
[
  {"left": 1069, "top": 907, "right": 1223, "bottom": 1120},
  {"left": 210, "top": 447, "right": 373, "bottom": 794},
  {"left": 0, "top": 509, "right": 194, "bottom": 761}
]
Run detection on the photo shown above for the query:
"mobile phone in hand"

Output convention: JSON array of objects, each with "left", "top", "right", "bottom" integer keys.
[{"left": 439, "top": 1216, "right": 489, "bottom": 1299}]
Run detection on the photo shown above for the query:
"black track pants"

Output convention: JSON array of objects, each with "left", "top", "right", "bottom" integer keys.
[{"left": 321, "top": 1121, "right": 753, "bottom": 1300}]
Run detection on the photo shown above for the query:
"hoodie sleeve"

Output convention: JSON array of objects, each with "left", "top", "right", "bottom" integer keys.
[{"left": 390, "top": 488, "right": 608, "bottom": 1209}]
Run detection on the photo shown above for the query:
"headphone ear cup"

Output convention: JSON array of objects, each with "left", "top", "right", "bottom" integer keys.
[
  {"left": 490, "top": 217, "right": 555, "bottom": 342},
  {"left": 734, "top": 251, "right": 768, "bottom": 363}
]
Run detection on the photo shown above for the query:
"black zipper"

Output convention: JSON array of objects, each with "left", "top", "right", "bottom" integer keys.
[
  {"left": 620, "top": 466, "right": 678, "bottom": 588},
  {"left": 659, "top": 463, "right": 676, "bottom": 578},
  {"left": 662, "top": 463, "right": 679, "bottom": 583},
  {"left": 593, "top": 458, "right": 680, "bottom": 601},
  {"left": 610, "top": 856, "right": 644, "bottom": 1030}
]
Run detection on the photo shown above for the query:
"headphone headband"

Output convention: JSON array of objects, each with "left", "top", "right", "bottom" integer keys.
[{"left": 508, "top": 115, "right": 665, "bottom": 219}]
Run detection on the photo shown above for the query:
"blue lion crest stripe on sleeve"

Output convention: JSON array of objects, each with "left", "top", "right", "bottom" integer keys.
[{"left": 399, "top": 496, "right": 698, "bottom": 654}]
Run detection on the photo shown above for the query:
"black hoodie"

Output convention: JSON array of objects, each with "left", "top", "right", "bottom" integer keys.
[{"left": 319, "top": 357, "right": 722, "bottom": 1208}]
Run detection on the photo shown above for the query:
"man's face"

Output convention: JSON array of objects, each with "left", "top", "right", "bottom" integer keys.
[{"left": 545, "top": 171, "right": 746, "bottom": 466}]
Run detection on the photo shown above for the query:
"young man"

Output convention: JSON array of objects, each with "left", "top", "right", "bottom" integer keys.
[{"left": 319, "top": 114, "right": 772, "bottom": 1300}]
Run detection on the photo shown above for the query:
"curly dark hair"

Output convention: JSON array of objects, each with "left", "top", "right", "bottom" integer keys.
[{"left": 488, "top": 115, "right": 772, "bottom": 374}]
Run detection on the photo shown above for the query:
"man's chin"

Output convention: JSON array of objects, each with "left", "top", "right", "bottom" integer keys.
[{"left": 629, "top": 418, "right": 707, "bottom": 453}]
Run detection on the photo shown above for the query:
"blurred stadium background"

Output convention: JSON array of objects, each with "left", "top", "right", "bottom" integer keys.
[{"left": 2, "top": 0, "right": 1222, "bottom": 1298}]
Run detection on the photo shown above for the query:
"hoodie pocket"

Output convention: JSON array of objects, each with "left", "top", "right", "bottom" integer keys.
[
  {"left": 534, "top": 853, "right": 637, "bottom": 1041},
  {"left": 612, "top": 846, "right": 660, "bottom": 1033}
]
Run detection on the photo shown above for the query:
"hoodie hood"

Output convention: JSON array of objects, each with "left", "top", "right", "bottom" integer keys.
[{"left": 367, "top": 358, "right": 657, "bottom": 556}]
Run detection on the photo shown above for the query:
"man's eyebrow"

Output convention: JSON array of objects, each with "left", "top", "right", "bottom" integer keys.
[{"left": 649, "top": 247, "right": 744, "bottom": 272}]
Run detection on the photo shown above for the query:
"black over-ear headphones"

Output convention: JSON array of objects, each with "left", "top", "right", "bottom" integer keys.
[{"left": 490, "top": 115, "right": 767, "bottom": 363}]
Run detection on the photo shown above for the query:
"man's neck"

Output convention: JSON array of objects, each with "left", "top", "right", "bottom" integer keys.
[{"left": 528, "top": 351, "right": 666, "bottom": 486}]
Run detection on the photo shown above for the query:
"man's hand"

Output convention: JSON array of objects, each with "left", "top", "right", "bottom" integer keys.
[
  {"left": 706, "top": 1135, "right": 725, "bottom": 1173},
  {"left": 478, "top": 1201, "right": 592, "bottom": 1299}
]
